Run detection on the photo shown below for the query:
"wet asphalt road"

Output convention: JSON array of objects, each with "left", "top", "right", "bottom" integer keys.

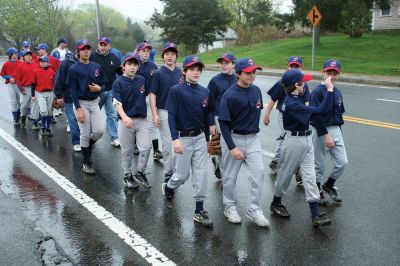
[{"left": 0, "top": 68, "right": 400, "bottom": 265}]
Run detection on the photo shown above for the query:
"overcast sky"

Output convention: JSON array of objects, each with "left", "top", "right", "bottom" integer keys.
[{"left": 72, "top": 0, "right": 293, "bottom": 21}]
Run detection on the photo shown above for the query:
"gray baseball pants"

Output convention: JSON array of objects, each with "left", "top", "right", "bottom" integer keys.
[
  {"left": 7, "top": 83, "right": 20, "bottom": 112},
  {"left": 36, "top": 91, "right": 53, "bottom": 116},
  {"left": 21, "top": 86, "right": 32, "bottom": 116},
  {"left": 77, "top": 100, "right": 104, "bottom": 148},
  {"left": 157, "top": 109, "right": 173, "bottom": 175}
]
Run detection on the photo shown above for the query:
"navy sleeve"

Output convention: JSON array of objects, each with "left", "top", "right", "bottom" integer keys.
[
  {"left": 98, "top": 66, "right": 106, "bottom": 91},
  {"left": 303, "top": 83, "right": 311, "bottom": 103},
  {"left": 166, "top": 87, "right": 178, "bottom": 140},
  {"left": 220, "top": 120, "right": 235, "bottom": 150},
  {"left": 112, "top": 79, "right": 122, "bottom": 103},
  {"left": 149, "top": 72, "right": 160, "bottom": 94},
  {"left": 310, "top": 89, "right": 334, "bottom": 136},
  {"left": 67, "top": 68, "right": 81, "bottom": 109},
  {"left": 267, "top": 81, "right": 284, "bottom": 102},
  {"left": 218, "top": 94, "right": 232, "bottom": 122},
  {"left": 54, "top": 62, "right": 67, "bottom": 99}
]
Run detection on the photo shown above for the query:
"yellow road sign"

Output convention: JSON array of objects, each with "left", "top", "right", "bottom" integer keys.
[{"left": 307, "top": 5, "right": 322, "bottom": 27}]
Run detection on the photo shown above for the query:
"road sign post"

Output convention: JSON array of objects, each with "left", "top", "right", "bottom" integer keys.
[{"left": 307, "top": 5, "right": 322, "bottom": 70}]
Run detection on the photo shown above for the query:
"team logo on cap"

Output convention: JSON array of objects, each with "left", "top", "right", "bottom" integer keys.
[
  {"left": 202, "top": 97, "right": 208, "bottom": 108},
  {"left": 248, "top": 59, "right": 254, "bottom": 65},
  {"left": 95, "top": 68, "right": 100, "bottom": 77},
  {"left": 256, "top": 97, "right": 262, "bottom": 109},
  {"left": 293, "top": 57, "right": 299, "bottom": 62},
  {"left": 169, "top": 43, "right": 175, "bottom": 47},
  {"left": 193, "top": 57, "right": 199, "bottom": 62},
  {"left": 330, "top": 61, "right": 337, "bottom": 67},
  {"left": 140, "top": 85, "right": 145, "bottom": 94}
]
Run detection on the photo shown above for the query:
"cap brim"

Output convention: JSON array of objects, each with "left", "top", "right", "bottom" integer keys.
[
  {"left": 301, "top": 74, "right": 313, "bottom": 82},
  {"left": 323, "top": 67, "right": 341, "bottom": 73},
  {"left": 23, "top": 52, "right": 33, "bottom": 55},
  {"left": 139, "top": 44, "right": 152, "bottom": 50},
  {"left": 216, "top": 57, "right": 232, "bottom": 63},
  {"left": 288, "top": 62, "right": 302, "bottom": 67},
  {"left": 99, "top": 41, "right": 109, "bottom": 45},
  {"left": 163, "top": 47, "right": 178, "bottom": 53},
  {"left": 185, "top": 62, "right": 205, "bottom": 68},
  {"left": 77, "top": 44, "right": 91, "bottom": 49},
  {"left": 241, "top": 65, "right": 262, "bottom": 73},
  {"left": 124, "top": 56, "right": 139, "bottom": 62}
]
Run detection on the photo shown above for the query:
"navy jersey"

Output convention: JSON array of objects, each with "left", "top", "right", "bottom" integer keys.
[
  {"left": 166, "top": 82, "right": 211, "bottom": 141},
  {"left": 149, "top": 66, "right": 182, "bottom": 109},
  {"left": 267, "top": 80, "right": 310, "bottom": 111},
  {"left": 282, "top": 91, "right": 333, "bottom": 132},
  {"left": 67, "top": 61, "right": 106, "bottom": 109},
  {"left": 207, "top": 73, "right": 236, "bottom": 116},
  {"left": 112, "top": 75, "right": 147, "bottom": 118},
  {"left": 136, "top": 59, "right": 158, "bottom": 94},
  {"left": 310, "top": 84, "right": 345, "bottom": 136}
]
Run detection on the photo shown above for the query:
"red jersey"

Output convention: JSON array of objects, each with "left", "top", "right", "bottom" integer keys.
[
  {"left": 0, "top": 60, "right": 20, "bottom": 84},
  {"left": 15, "top": 62, "right": 39, "bottom": 89},
  {"left": 33, "top": 68, "right": 55, "bottom": 92}
]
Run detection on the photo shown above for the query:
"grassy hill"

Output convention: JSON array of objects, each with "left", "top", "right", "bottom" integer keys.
[{"left": 199, "top": 31, "right": 400, "bottom": 76}]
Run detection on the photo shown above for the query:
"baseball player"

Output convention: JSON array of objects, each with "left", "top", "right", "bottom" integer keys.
[
  {"left": 136, "top": 42, "right": 162, "bottom": 160},
  {"left": 263, "top": 56, "right": 310, "bottom": 182},
  {"left": 1, "top": 47, "right": 21, "bottom": 127},
  {"left": 311, "top": 59, "right": 348, "bottom": 204},
  {"left": 21, "top": 41, "right": 37, "bottom": 62},
  {"left": 162, "top": 55, "right": 213, "bottom": 228},
  {"left": 67, "top": 39, "right": 105, "bottom": 175},
  {"left": 31, "top": 55, "right": 55, "bottom": 136},
  {"left": 34, "top": 43, "right": 59, "bottom": 72},
  {"left": 207, "top": 53, "right": 236, "bottom": 180},
  {"left": 218, "top": 58, "right": 269, "bottom": 227},
  {"left": 270, "top": 69, "right": 333, "bottom": 227},
  {"left": 113, "top": 52, "right": 151, "bottom": 189},
  {"left": 149, "top": 42, "right": 182, "bottom": 183}
]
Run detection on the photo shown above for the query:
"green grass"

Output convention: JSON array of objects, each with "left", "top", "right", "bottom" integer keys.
[{"left": 198, "top": 31, "right": 400, "bottom": 76}]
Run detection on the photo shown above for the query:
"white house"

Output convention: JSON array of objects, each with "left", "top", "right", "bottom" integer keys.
[
  {"left": 372, "top": 0, "right": 400, "bottom": 30},
  {"left": 198, "top": 28, "right": 237, "bottom": 53}
]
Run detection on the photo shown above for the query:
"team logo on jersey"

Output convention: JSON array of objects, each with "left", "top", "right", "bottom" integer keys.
[
  {"left": 95, "top": 68, "right": 100, "bottom": 77},
  {"left": 179, "top": 76, "right": 185, "bottom": 84},
  {"left": 139, "top": 85, "right": 145, "bottom": 94},
  {"left": 248, "top": 59, "right": 254, "bottom": 65},
  {"left": 202, "top": 97, "right": 208, "bottom": 108},
  {"left": 256, "top": 97, "right": 262, "bottom": 109},
  {"left": 110, "top": 60, "right": 114, "bottom": 65}
]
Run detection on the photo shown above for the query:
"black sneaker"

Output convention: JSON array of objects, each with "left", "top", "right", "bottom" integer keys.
[
  {"left": 270, "top": 202, "right": 291, "bottom": 218},
  {"left": 133, "top": 171, "right": 151, "bottom": 188},
  {"left": 21, "top": 121, "right": 26, "bottom": 128},
  {"left": 13, "top": 121, "right": 20, "bottom": 128},
  {"left": 162, "top": 183, "right": 174, "bottom": 200},
  {"left": 319, "top": 191, "right": 329, "bottom": 206},
  {"left": 194, "top": 210, "right": 213, "bottom": 228},
  {"left": 164, "top": 173, "right": 172, "bottom": 184},
  {"left": 41, "top": 128, "right": 46, "bottom": 136},
  {"left": 322, "top": 184, "right": 342, "bottom": 202},
  {"left": 45, "top": 129, "right": 52, "bottom": 137},
  {"left": 312, "top": 214, "right": 331, "bottom": 227},
  {"left": 51, "top": 117, "right": 57, "bottom": 123},
  {"left": 82, "top": 163, "right": 96, "bottom": 175},
  {"left": 123, "top": 173, "right": 139, "bottom": 189},
  {"left": 269, "top": 161, "right": 278, "bottom": 175},
  {"left": 31, "top": 124, "right": 40, "bottom": 130},
  {"left": 153, "top": 150, "right": 163, "bottom": 160}
]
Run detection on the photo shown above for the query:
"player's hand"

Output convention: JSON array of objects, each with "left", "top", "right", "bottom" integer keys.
[
  {"left": 263, "top": 113, "right": 270, "bottom": 126},
  {"left": 88, "top": 83, "right": 101, "bottom": 92},
  {"left": 152, "top": 113, "right": 160, "bottom": 128},
  {"left": 75, "top": 108, "right": 85, "bottom": 123},
  {"left": 122, "top": 116, "right": 133, "bottom": 128},
  {"left": 230, "top": 147, "right": 244, "bottom": 160},
  {"left": 9, "top": 78, "right": 15, "bottom": 84},
  {"left": 173, "top": 139, "right": 184, "bottom": 154},
  {"left": 325, "top": 76, "right": 334, "bottom": 92},
  {"left": 324, "top": 134, "right": 334, "bottom": 148},
  {"left": 56, "top": 98, "right": 64, "bottom": 106},
  {"left": 31, "top": 96, "right": 36, "bottom": 102},
  {"left": 210, "top": 125, "right": 217, "bottom": 136}
]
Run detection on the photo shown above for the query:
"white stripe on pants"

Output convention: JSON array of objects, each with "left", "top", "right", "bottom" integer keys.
[
  {"left": 118, "top": 118, "right": 151, "bottom": 174},
  {"left": 274, "top": 133, "right": 320, "bottom": 202},
  {"left": 312, "top": 126, "right": 348, "bottom": 183},
  {"left": 36, "top": 91, "right": 53, "bottom": 116},
  {"left": 157, "top": 109, "right": 173, "bottom": 175},
  {"left": 21, "top": 86, "right": 32, "bottom": 116},
  {"left": 7, "top": 83, "right": 20, "bottom": 112},
  {"left": 77, "top": 100, "right": 104, "bottom": 147},
  {"left": 221, "top": 133, "right": 265, "bottom": 211},
  {"left": 167, "top": 133, "right": 208, "bottom": 202}
]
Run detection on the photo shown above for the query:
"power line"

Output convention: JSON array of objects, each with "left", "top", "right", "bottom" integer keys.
[{"left": 0, "top": 0, "right": 59, "bottom": 15}]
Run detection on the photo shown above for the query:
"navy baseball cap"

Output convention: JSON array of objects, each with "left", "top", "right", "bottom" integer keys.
[
  {"left": 235, "top": 58, "right": 262, "bottom": 73},
  {"left": 58, "top": 37, "right": 68, "bottom": 44},
  {"left": 137, "top": 42, "right": 152, "bottom": 51},
  {"left": 6, "top": 47, "right": 18, "bottom": 55},
  {"left": 323, "top": 59, "right": 341, "bottom": 73},
  {"left": 216, "top": 53, "right": 236, "bottom": 63},
  {"left": 22, "top": 50, "right": 33, "bottom": 56},
  {"left": 38, "top": 55, "right": 50, "bottom": 62},
  {"left": 35, "top": 43, "right": 49, "bottom": 51},
  {"left": 22, "top": 41, "right": 31, "bottom": 47},
  {"left": 123, "top": 52, "right": 140, "bottom": 63},
  {"left": 162, "top": 42, "right": 178, "bottom": 54},
  {"left": 182, "top": 55, "right": 204, "bottom": 68},
  {"left": 288, "top": 56, "right": 303, "bottom": 67},
  {"left": 98, "top": 37, "right": 111, "bottom": 45},
  {"left": 281, "top": 69, "right": 313, "bottom": 87},
  {"left": 51, "top": 50, "right": 61, "bottom": 60},
  {"left": 76, "top": 39, "right": 91, "bottom": 49}
]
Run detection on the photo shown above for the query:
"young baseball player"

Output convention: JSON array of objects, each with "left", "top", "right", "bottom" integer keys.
[
  {"left": 149, "top": 42, "right": 182, "bottom": 183},
  {"left": 311, "top": 59, "right": 348, "bottom": 204},
  {"left": 270, "top": 69, "right": 333, "bottom": 227},
  {"left": 263, "top": 56, "right": 310, "bottom": 180},
  {"left": 207, "top": 53, "right": 236, "bottom": 180},
  {"left": 21, "top": 41, "right": 37, "bottom": 62},
  {"left": 113, "top": 52, "right": 151, "bottom": 189},
  {"left": 136, "top": 42, "right": 162, "bottom": 160},
  {"left": 67, "top": 40, "right": 105, "bottom": 175},
  {"left": 1, "top": 47, "right": 21, "bottom": 127},
  {"left": 162, "top": 55, "right": 213, "bottom": 228},
  {"left": 14, "top": 50, "right": 40, "bottom": 129},
  {"left": 35, "top": 43, "right": 58, "bottom": 72},
  {"left": 31, "top": 55, "right": 55, "bottom": 136},
  {"left": 218, "top": 58, "right": 269, "bottom": 227}
]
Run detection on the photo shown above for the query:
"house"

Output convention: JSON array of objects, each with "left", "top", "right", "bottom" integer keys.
[
  {"left": 372, "top": 0, "right": 400, "bottom": 30},
  {"left": 198, "top": 28, "right": 237, "bottom": 53}
]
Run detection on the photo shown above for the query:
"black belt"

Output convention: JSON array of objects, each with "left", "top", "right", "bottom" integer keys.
[
  {"left": 290, "top": 130, "right": 312, "bottom": 136},
  {"left": 179, "top": 130, "right": 203, "bottom": 137},
  {"left": 231, "top": 130, "right": 250, "bottom": 135}
]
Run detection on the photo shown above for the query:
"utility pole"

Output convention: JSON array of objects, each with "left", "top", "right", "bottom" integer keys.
[{"left": 95, "top": 0, "right": 101, "bottom": 38}]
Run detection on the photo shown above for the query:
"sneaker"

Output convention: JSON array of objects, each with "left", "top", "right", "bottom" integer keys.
[
  {"left": 73, "top": 145, "right": 82, "bottom": 152},
  {"left": 295, "top": 169, "right": 303, "bottom": 186},
  {"left": 21, "top": 121, "right": 26, "bottom": 128},
  {"left": 322, "top": 184, "right": 342, "bottom": 202},
  {"left": 164, "top": 173, "right": 172, "bottom": 184},
  {"left": 45, "top": 129, "right": 52, "bottom": 136},
  {"left": 13, "top": 121, "right": 20, "bottom": 128},
  {"left": 224, "top": 206, "right": 242, "bottom": 224},
  {"left": 31, "top": 124, "right": 40, "bottom": 130},
  {"left": 82, "top": 163, "right": 96, "bottom": 175},
  {"left": 111, "top": 138, "right": 120, "bottom": 147},
  {"left": 162, "top": 183, "right": 174, "bottom": 200},
  {"left": 319, "top": 191, "right": 329, "bottom": 206},
  {"left": 270, "top": 202, "right": 291, "bottom": 218},
  {"left": 153, "top": 150, "right": 163, "bottom": 160},
  {"left": 312, "top": 214, "right": 331, "bottom": 227},
  {"left": 269, "top": 161, "right": 278, "bottom": 175},
  {"left": 123, "top": 173, "right": 139, "bottom": 189},
  {"left": 246, "top": 209, "right": 270, "bottom": 227},
  {"left": 66, "top": 124, "right": 70, "bottom": 133},
  {"left": 133, "top": 171, "right": 151, "bottom": 188},
  {"left": 40, "top": 128, "right": 46, "bottom": 136},
  {"left": 194, "top": 210, "right": 213, "bottom": 228},
  {"left": 51, "top": 117, "right": 57, "bottom": 123}
]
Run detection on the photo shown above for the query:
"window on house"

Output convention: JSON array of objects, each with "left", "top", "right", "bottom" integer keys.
[{"left": 381, "top": 5, "right": 391, "bottom": 16}]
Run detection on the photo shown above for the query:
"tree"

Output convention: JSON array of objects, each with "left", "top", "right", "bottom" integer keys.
[{"left": 147, "top": 0, "right": 231, "bottom": 54}]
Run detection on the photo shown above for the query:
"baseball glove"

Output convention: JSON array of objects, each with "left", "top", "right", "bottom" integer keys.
[
  {"left": 52, "top": 99, "right": 63, "bottom": 109},
  {"left": 208, "top": 133, "right": 221, "bottom": 156}
]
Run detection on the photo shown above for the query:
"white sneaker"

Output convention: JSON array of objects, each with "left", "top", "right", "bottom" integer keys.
[
  {"left": 66, "top": 124, "right": 70, "bottom": 133},
  {"left": 111, "top": 138, "right": 120, "bottom": 147},
  {"left": 224, "top": 206, "right": 242, "bottom": 224},
  {"left": 73, "top": 144, "right": 81, "bottom": 152},
  {"left": 246, "top": 209, "right": 270, "bottom": 227}
]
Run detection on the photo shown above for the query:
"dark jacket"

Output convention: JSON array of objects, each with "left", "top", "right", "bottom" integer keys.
[
  {"left": 90, "top": 50, "right": 122, "bottom": 90},
  {"left": 54, "top": 55, "right": 77, "bottom": 103}
]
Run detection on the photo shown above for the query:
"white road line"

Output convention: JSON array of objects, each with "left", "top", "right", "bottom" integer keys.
[
  {"left": 0, "top": 128, "right": 175, "bottom": 266},
  {"left": 376, "top": 98, "right": 400, "bottom": 103}
]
